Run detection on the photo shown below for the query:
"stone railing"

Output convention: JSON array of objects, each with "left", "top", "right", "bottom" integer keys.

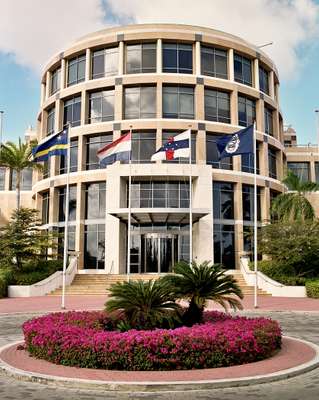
[{"left": 8, "top": 257, "right": 78, "bottom": 298}]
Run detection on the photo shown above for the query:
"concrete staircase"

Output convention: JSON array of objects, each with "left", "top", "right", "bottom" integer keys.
[{"left": 49, "top": 272, "right": 270, "bottom": 296}]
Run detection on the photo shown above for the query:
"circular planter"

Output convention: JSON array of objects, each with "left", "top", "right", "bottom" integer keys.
[{"left": 22, "top": 311, "right": 281, "bottom": 371}]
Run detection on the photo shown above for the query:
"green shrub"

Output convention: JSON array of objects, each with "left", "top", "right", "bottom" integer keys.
[
  {"left": 249, "top": 261, "right": 306, "bottom": 286},
  {"left": 12, "top": 259, "right": 63, "bottom": 286},
  {"left": 305, "top": 280, "right": 319, "bottom": 298},
  {"left": 0, "top": 269, "right": 13, "bottom": 298}
]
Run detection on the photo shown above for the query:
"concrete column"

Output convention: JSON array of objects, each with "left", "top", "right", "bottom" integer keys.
[
  {"left": 262, "top": 187, "right": 271, "bottom": 223},
  {"left": 118, "top": 41, "right": 124, "bottom": 75},
  {"left": 253, "top": 58, "right": 259, "bottom": 91},
  {"left": 45, "top": 71, "right": 50, "bottom": 100},
  {"left": 156, "top": 82, "right": 162, "bottom": 119},
  {"left": 275, "top": 83, "right": 280, "bottom": 104},
  {"left": 157, "top": 39, "right": 162, "bottom": 73},
  {"left": 85, "top": 48, "right": 91, "bottom": 81},
  {"left": 54, "top": 99, "right": 61, "bottom": 133},
  {"left": 196, "top": 130, "right": 206, "bottom": 165},
  {"left": 195, "top": 41, "right": 201, "bottom": 75},
  {"left": 77, "top": 134, "right": 85, "bottom": 172},
  {"left": 48, "top": 187, "right": 58, "bottom": 224},
  {"left": 40, "top": 83, "right": 46, "bottom": 105},
  {"left": 195, "top": 84, "right": 204, "bottom": 120},
  {"left": 230, "top": 89, "right": 238, "bottom": 125},
  {"left": 4, "top": 168, "right": 10, "bottom": 191},
  {"left": 60, "top": 59, "right": 66, "bottom": 90},
  {"left": 256, "top": 98, "right": 264, "bottom": 132},
  {"left": 114, "top": 84, "right": 123, "bottom": 120},
  {"left": 260, "top": 141, "right": 268, "bottom": 177},
  {"left": 228, "top": 49, "right": 234, "bottom": 81},
  {"left": 80, "top": 90, "right": 87, "bottom": 125},
  {"left": 269, "top": 70, "right": 275, "bottom": 99},
  {"left": 273, "top": 110, "right": 280, "bottom": 141},
  {"left": 277, "top": 149, "right": 284, "bottom": 181},
  {"left": 233, "top": 154, "right": 241, "bottom": 172},
  {"left": 310, "top": 161, "right": 316, "bottom": 183}
]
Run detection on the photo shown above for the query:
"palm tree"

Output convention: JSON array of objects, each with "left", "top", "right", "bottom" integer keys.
[
  {"left": 0, "top": 139, "right": 41, "bottom": 209},
  {"left": 162, "top": 261, "right": 243, "bottom": 326},
  {"left": 105, "top": 279, "right": 181, "bottom": 330},
  {"left": 271, "top": 171, "right": 319, "bottom": 222}
]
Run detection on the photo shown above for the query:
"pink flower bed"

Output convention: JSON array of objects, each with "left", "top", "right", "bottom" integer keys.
[{"left": 23, "top": 311, "right": 281, "bottom": 371}]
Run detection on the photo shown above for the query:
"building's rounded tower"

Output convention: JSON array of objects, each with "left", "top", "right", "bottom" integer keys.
[{"left": 33, "top": 24, "right": 285, "bottom": 273}]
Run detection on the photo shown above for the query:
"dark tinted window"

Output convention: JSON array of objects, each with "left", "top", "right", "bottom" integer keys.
[
  {"left": 124, "top": 86, "right": 156, "bottom": 119},
  {"left": 201, "top": 46, "right": 227, "bottom": 79},
  {"left": 92, "top": 47, "right": 118, "bottom": 79},
  {"left": 234, "top": 54, "right": 252, "bottom": 86},
  {"left": 287, "top": 162, "right": 310, "bottom": 182},
  {"left": 238, "top": 95, "right": 256, "bottom": 127},
  {"left": 264, "top": 106, "right": 273, "bottom": 136},
  {"left": 67, "top": 55, "right": 85, "bottom": 86},
  {"left": 213, "top": 182, "right": 234, "bottom": 220},
  {"left": 50, "top": 67, "right": 61, "bottom": 95},
  {"left": 60, "top": 138, "right": 78, "bottom": 174},
  {"left": 85, "top": 182, "right": 106, "bottom": 219},
  {"left": 268, "top": 147, "right": 277, "bottom": 179},
  {"left": 47, "top": 107, "right": 55, "bottom": 136},
  {"left": 84, "top": 224, "right": 105, "bottom": 269},
  {"left": 206, "top": 133, "right": 232, "bottom": 170},
  {"left": 259, "top": 65, "right": 269, "bottom": 95},
  {"left": 213, "top": 223, "right": 235, "bottom": 269},
  {"left": 130, "top": 132, "right": 156, "bottom": 163},
  {"left": 242, "top": 184, "right": 261, "bottom": 221},
  {"left": 126, "top": 43, "right": 156, "bottom": 73},
  {"left": 89, "top": 90, "right": 114, "bottom": 123},
  {"left": 163, "top": 43, "right": 192, "bottom": 74},
  {"left": 63, "top": 96, "right": 81, "bottom": 127},
  {"left": 58, "top": 185, "right": 77, "bottom": 222},
  {"left": 241, "top": 142, "right": 259, "bottom": 174},
  {"left": 0, "top": 167, "right": 5, "bottom": 190},
  {"left": 41, "top": 191, "right": 50, "bottom": 224},
  {"left": 163, "top": 86, "right": 194, "bottom": 119},
  {"left": 205, "top": 89, "right": 230, "bottom": 123}
]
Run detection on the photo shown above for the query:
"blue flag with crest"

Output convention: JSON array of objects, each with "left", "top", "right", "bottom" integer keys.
[{"left": 217, "top": 124, "right": 254, "bottom": 160}]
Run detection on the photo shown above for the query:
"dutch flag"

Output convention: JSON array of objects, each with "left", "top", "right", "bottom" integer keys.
[
  {"left": 151, "top": 130, "right": 191, "bottom": 161},
  {"left": 97, "top": 132, "right": 131, "bottom": 165}
]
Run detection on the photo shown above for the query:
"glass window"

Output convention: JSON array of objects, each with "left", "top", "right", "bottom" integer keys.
[
  {"left": 234, "top": 53, "right": 252, "bottom": 86},
  {"left": 58, "top": 226, "right": 76, "bottom": 257},
  {"left": 84, "top": 224, "right": 105, "bottom": 269},
  {"left": 162, "top": 131, "right": 196, "bottom": 163},
  {"left": 206, "top": 133, "right": 232, "bottom": 170},
  {"left": 41, "top": 191, "right": 50, "bottom": 225},
  {"left": 50, "top": 67, "right": 61, "bottom": 95},
  {"left": 10, "top": 169, "right": 33, "bottom": 191},
  {"left": 58, "top": 185, "right": 77, "bottom": 222},
  {"left": 241, "top": 142, "right": 260, "bottom": 174},
  {"left": 163, "top": 43, "right": 193, "bottom": 74},
  {"left": 124, "top": 86, "right": 156, "bottom": 119},
  {"left": 204, "top": 89, "right": 230, "bottom": 123},
  {"left": 242, "top": 184, "right": 261, "bottom": 221},
  {"left": 47, "top": 107, "right": 55, "bottom": 136},
  {"left": 213, "top": 224, "right": 235, "bottom": 269},
  {"left": 126, "top": 43, "right": 156, "bottom": 74},
  {"left": 259, "top": 65, "right": 269, "bottom": 95},
  {"left": 315, "top": 162, "right": 319, "bottom": 183},
  {"left": 43, "top": 160, "right": 50, "bottom": 179},
  {"left": 287, "top": 162, "right": 310, "bottom": 182},
  {"left": 0, "top": 167, "right": 5, "bottom": 190},
  {"left": 59, "top": 138, "right": 78, "bottom": 174},
  {"left": 201, "top": 46, "right": 228, "bottom": 79},
  {"left": 238, "top": 95, "right": 256, "bottom": 127},
  {"left": 63, "top": 96, "right": 81, "bottom": 127},
  {"left": 92, "top": 47, "right": 118, "bottom": 79},
  {"left": 89, "top": 90, "right": 114, "bottom": 123},
  {"left": 130, "top": 181, "right": 190, "bottom": 208},
  {"left": 268, "top": 147, "right": 277, "bottom": 179},
  {"left": 85, "top": 182, "right": 106, "bottom": 219},
  {"left": 131, "top": 132, "right": 156, "bottom": 163},
  {"left": 213, "top": 182, "right": 234, "bottom": 220},
  {"left": 163, "top": 86, "right": 194, "bottom": 119},
  {"left": 264, "top": 106, "right": 273, "bottom": 136},
  {"left": 67, "top": 54, "right": 86, "bottom": 86},
  {"left": 86, "top": 134, "right": 113, "bottom": 170}
]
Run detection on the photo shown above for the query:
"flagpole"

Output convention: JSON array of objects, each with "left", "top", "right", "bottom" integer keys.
[
  {"left": 253, "top": 121, "right": 258, "bottom": 309},
  {"left": 61, "top": 124, "right": 71, "bottom": 309},
  {"left": 127, "top": 126, "right": 132, "bottom": 281},
  {"left": 189, "top": 127, "right": 193, "bottom": 266}
]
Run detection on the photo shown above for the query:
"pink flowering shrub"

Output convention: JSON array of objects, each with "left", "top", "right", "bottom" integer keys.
[{"left": 23, "top": 311, "right": 281, "bottom": 371}]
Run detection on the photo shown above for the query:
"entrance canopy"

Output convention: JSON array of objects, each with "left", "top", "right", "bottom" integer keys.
[{"left": 108, "top": 208, "right": 209, "bottom": 225}]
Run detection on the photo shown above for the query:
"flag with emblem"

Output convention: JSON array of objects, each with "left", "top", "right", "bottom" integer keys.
[
  {"left": 32, "top": 127, "right": 69, "bottom": 162},
  {"left": 217, "top": 124, "right": 254, "bottom": 160},
  {"left": 151, "top": 130, "right": 190, "bottom": 161}
]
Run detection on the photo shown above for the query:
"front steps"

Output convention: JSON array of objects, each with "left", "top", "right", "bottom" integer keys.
[{"left": 49, "top": 272, "right": 270, "bottom": 296}]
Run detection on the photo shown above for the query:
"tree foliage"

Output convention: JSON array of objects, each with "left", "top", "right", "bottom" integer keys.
[
  {"left": 162, "top": 261, "right": 243, "bottom": 326},
  {"left": 271, "top": 171, "right": 319, "bottom": 222},
  {"left": 0, "top": 207, "right": 58, "bottom": 270},
  {"left": 258, "top": 221, "right": 319, "bottom": 277}
]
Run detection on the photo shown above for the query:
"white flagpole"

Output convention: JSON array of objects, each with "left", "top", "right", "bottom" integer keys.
[
  {"left": 189, "top": 128, "right": 193, "bottom": 266},
  {"left": 253, "top": 122, "right": 258, "bottom": 308},
  {"left": 61, "top": 125, "right": 71, "bottom": 309},
  {"left": 127, "top": 126, "right": 132, "bottom": 281}
]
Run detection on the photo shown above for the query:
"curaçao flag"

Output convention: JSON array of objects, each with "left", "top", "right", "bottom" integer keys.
[
  {"left": 32, "top": 127, "right": 68, "bottom": 162},
  {"left": 151, "top": 130, "right": 190, "bottom": 161},
  {"left": 217, "top": 124, "right": 254, "bottom": 160},
  {"left": 97, "top": 132, "right": 131, "bottom": 165}
]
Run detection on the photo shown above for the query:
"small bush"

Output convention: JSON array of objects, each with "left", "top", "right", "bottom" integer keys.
[
  {"left": 249, "top": 261, "right": 306, "bottom": 286},
  {"left": 0, "top": 269, "right": 13, "bottom": 298},
  {"left": 10, "top": 259, "right": 63, "bottom": 286},
  {"left": 23, "top": 310, "right": 282, "bottom": 371},
  {"left": 306, "top": 280, "right": 319, "bottom": 298}
]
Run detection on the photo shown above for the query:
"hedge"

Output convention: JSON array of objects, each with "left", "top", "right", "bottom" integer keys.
[
  {"left": 305, "top": 280, "right": 319, "bottom": 299},
  {"left": 0, "top": 269, "right": 13, "bottom": 298},
  {"left": 23, "top": 311, "right": 282, "bottom": 371}
]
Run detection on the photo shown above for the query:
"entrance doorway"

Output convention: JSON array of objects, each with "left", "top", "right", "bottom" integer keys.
[{"left": 130, "top": 233, "right": 180, "bottom": 274}]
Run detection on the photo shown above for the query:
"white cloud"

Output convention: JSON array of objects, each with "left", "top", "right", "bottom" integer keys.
[
  {"left": 0, "top": 0, "right": 318, "bottom": 80},
  {"left": 0, "top": 0, "right": 107, "bottom": 73},
  {"left": 106, "top": 0, "right": 319, "bottom": 80}
]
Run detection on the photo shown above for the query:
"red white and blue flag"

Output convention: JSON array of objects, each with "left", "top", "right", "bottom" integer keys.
[
  {"left": 151, "top": 130, "right": 191, "bottom": 161},
  {"left": 97, "top": 132, "right": 131, "bottom": 165}
]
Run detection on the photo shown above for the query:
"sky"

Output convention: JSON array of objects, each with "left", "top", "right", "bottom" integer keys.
[{"left": 0, "top": 0, "right": 318, "bottom": 144}]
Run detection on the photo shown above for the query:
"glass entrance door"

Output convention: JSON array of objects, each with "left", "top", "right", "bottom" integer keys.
[{"left": 140, "top": 233, "right": 178, "bottom": 273}]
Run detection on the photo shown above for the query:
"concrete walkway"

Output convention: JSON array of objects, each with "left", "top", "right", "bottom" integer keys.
[{"left": 1, "top": 294, "right": 319, "bottom": 314}]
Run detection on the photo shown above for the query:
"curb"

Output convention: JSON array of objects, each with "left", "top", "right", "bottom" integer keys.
[{"left": 1, "top": 336, "right": 319, "bottom": 391}]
